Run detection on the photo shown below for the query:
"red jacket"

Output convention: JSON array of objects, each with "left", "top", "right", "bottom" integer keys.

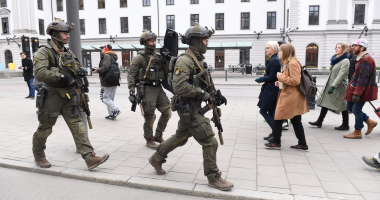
[{"left": 344, "top": 52, "right": 378, "bottom": 102}]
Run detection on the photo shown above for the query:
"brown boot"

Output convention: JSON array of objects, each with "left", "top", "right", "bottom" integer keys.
[
  {"left": 35, "top": 158, "right": 51, "bottom": 168},
  {"left": 148, "top": 156, "right": 166, "bottom": 175},
  {"left": 364, "top": 118, "right": 378, "bottom": 135},
  {"left": 343, "top": 129, "right": 362, "bottom": 139},
  {"left": 146, "top": 138, "right": 158, "bottom": 150},
  {"left": 208, "top": 172, "right": 234, "bottom": 191},
  {"left": 154, "top": 135, "right": 165, "bottom": 143},
  {"left": 87, "top": 152, "right": 109, "bottom": 170}
]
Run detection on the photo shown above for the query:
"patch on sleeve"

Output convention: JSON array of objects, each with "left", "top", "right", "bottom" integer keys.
[{"left": 174, "top": 66, "right": 183, "bottom": 76}]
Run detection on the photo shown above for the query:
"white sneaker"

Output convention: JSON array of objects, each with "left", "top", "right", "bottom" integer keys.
[{"left": 282, "top": 121, "right": 289, "bottom": 130}]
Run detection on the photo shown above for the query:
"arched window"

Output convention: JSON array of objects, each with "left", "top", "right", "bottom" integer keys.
[
  {"left": 305, "top": 44, "right": 318, "bottom": 68},
  {"left": 4, "top": 50, "right": 12, "bottom": 68}
]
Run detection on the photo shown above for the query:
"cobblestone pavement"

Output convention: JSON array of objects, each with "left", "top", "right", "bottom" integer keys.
[{"left": 1, "top": 77, "right": 380, "bottom": 200}]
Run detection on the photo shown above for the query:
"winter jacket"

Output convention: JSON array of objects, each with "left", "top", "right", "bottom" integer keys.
[
  {"left": 275, "top": 58, "right": 309, "bottom": 120},
  {"left": 257, "top": 53, "right": 281, "bottom": 111},
  {"left": 97, "top": 51, "right": 118, "bottom": 87},
  {"left": 344, "top": 51, "right": 378, "bottom": 102},
  {"left": 348, "top": 52, "right": 357, "bottom": 81},
  {"left": 317, "top": 58, "right": 349, "bottom": 111},
  {"left": 22, "top": 57, "right": 34, "bottom": 81}
]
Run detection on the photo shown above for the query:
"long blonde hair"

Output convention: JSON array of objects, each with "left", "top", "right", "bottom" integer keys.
[{"left": 335, "top": 43, "right": 350, "bottom": 58}]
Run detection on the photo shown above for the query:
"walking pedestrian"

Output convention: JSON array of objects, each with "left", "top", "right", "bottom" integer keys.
[
  {"left": 343, "top": 39, "right": 378, "bottom": 139},
  {"left": 256, "top": 41, "right": 281, "bottom": 141},
  {"left": 277, "top": 41, "right": 289, "bottom": 130},
  {"left": 18, "top": 52, "right": 35, "bottom": 99},
  {"left": 309, "top": 43, "right": 350, "bottom": 130},
  {"left": 93, "top": 44, "right": 121, "bottom": 120},
  {"left": 265, "top": 44, "right": 309, "bottom": 151}
]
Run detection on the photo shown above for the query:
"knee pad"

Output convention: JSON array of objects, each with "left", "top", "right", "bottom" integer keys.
[
  {"left": 163, "top": 108, "right": 172, "bottom": 120},
  {"left": 145, "top": 114, "right": 156, "bottom": 127}
]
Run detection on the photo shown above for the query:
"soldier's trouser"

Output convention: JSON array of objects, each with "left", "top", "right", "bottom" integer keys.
[
  {"left": 32, "top": 90, "right": 94, "bottom": 164},
  {"left": 152, "top": 104, "right": 219, "bottom": 183},
  {"left": 142, "top": 85, "right": 171, "bottom": 141}
]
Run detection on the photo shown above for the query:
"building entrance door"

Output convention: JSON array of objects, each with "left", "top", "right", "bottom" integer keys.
[
  {"left": 215, "top": 49, "right": 224, "bottom": 69},
  {"left": 122, "top": 51, "right": 131, "bottom": 68},
  {"left": 305, "top": 44, "right": 318, "bottom": 68}
]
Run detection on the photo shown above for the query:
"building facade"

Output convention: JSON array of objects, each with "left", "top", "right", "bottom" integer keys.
[{"left": 1, "top": 0, "right": 379, "bottom": 71}]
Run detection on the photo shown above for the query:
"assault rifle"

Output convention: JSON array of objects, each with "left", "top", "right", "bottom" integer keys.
[
  {"left": 197, "top": 66, "right": 227, "bottom": 145},
  {"left": 75, "top": 77, "right": 93, "bottom": 129},
  {"left": 131, "top": 95, "right": 141, "bottom": 112}
]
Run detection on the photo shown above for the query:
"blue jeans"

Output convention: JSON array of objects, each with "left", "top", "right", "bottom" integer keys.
[
  {"left": 260, "top": 108, "right": 275, "bottom": 129},
  {"left": 346, "top": 101, "right": 369, "bottom": 130},
  {"left": 26, "top": 78, "right": 35, "bottom": 97}
]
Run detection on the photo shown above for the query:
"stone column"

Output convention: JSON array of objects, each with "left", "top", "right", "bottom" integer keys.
[
  {"left": 373, "top": 0, "right": 380, "bottom": 29},
  {"left": 327, "top": 0, "right": 337, "bottom": 25},
  {"left": 338, "top": 0, "right": 348, "bottom": 24}
]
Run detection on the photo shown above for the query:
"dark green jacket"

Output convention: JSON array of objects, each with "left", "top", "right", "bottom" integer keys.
[{"left": 97, "top": 51, "right": 118, "bottom": 87}]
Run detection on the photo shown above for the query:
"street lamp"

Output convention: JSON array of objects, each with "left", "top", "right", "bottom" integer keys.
[
  {"left": 352, "top": 26, "right": 369, "bottom": 38},
  {"left": 110, "top": 35, "right": 117, "bottom": 43},
  {"left": 6, "top": 35, "right": 20, "bottom": 48},
  {"left": 254, "top": 31, "right": 262, "bottom": 39},
  {"left": 284, "top": 27, "right": 298, "bottom": 43}
]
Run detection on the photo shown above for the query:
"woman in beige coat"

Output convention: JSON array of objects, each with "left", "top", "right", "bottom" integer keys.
[
  {"left": 309, "top": 43, "right": 350, "bottom": 130},
  {"left": 265, "top": 44, "right": 309, "bottom": 151}
]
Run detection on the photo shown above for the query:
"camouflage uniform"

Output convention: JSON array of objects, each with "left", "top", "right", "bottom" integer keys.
[
  {"left": 128, "top": 30, "right": 171, "bottom": 147},
  {"left": 33, "top": 19, "right": 108, "bottom": 169}
]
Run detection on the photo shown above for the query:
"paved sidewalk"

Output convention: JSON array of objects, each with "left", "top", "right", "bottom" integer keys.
[{"left": 1, "top": 79, "right": 380, "bottom": 199}]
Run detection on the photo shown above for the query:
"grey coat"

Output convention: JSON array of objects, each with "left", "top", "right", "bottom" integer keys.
[{"left": 317, "top": 58, "right": 349, "bottom": 111}]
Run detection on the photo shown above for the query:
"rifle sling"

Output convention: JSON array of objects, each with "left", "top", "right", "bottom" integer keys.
[
  {"left": 143, "top": 55, "right": 154, "bottom": 81},
  {"left": 187, "top": 48, "right": 210, "bottom": 87}
]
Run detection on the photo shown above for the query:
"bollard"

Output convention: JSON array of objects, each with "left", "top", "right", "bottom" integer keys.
[
  {"left": 225, "top": 70, "right": 227, "bottom": 82},
  {"left": 378, "top": 71, "right": 380, "bottom": 83}
]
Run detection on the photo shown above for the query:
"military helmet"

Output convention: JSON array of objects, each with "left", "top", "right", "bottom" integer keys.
[
  {"left": 46, "top": 18, "right": 75, "bottom": 36},
  {"left": 140, "top": 30, "right": 157, "bottom": 45},
  {"left": 181, "top": 23, "right": 214, "bottom": 45}
]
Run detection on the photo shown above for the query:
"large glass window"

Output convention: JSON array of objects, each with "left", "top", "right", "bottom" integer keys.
[
  {"left": 1, "top": 0, "right": 6, "bottom": 7},
  {"left": 78, "top": 0, "right": 84, "bottom": 10},
  {"left": 216, "top": 13, "right": 224, "bottom": 30},
  {"left": 191, "top": 0, "right": 198, "bottom": 4},
  {"left": 120, "top": 0, "right": 127, "bottom": 7},
  {"left": 38, "top": 19, "right": 44, "bottom": 35},
  {"left": 99, "top": 18, "right": 106, "bottom": 34},
  {"left": 354, "top": 4, "right": 365, "bottom": 24},
  {"left": 167, "top": 15, "right": 175, "bottom": 30},
  {"left": 191, "top": 14, "right": 199, "bottom": 26},
  {"left": 240, "top": 49, "right": 250, "bottom": 64},
  {"left": 98, "top": 0, "right": 105, "bottom": 9},
  {"left": 309, "top": 6, "right": 319, "bottom": 25},
  {"left": 57, "top": 0, "right": 63, "bottom": 11},
  {"left": 143, "top": 0, "right": 150, "bottom": 6},
  {"left": 167, "top": 0, "right": 174, "bottom": 5},
  {"left": 2, "top": 17, "right": 9, "bottom": 34},
  {"left": 216, "top": 0, "right": 224, "bottom": 3},
  {"left": 241, "top": 0, "right": 250, "bottom": 2},
  {"left": 37, "top": 0, "right": 43, "bottom": 10},
  {"left": 267, "top": 12, "right": 276, "bottom": 29},
  {"left": 241, "top": 13, "right": 250, "bottom": 29},
  {"left": 121, "top": 17, "right": 128, "bottom": 33},
  {"left": 143, "top": 16, "right": 151, "bottom": 30},
  {"left": 80, "top": 19, "right": 85, "bottom": 35}
]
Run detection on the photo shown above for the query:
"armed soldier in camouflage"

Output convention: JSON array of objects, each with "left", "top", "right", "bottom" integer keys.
[
  {"left": 128, "top": 30, "right": 172, "bottom": 150},
  {"left": 149, "top": 23, "right": 233, "bottom": 191},
  {"left": 33, "top": 18, "right": 109, "bottom": 170}
]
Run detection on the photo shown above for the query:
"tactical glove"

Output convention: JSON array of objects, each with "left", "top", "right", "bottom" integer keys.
[
  {"left": 327, "top": 86, "right": 335, "bottom": 94},
  {"left": 352, "top": 95, "right": 360, "bottom": 103},
  {"left": 216, "top": 89, "right": 227, "bottom": 106},
  {"left": 60, "top": 73, "right": 76, "bottom": 86},
  {"left": 78, "top": 67, "right": 88, "bottom": 76},
  {"left": 129, "top": 95, "right": 136, "bottom": 103},
  {"left": 199, "top": 91, "right": 210, "bottom": 101}
]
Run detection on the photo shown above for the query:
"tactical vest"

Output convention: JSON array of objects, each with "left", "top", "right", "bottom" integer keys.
[
  {"left": 137, "top": 51, "right": 166, "bottom": 83},
  {"left": 39, "top": 41, "right": 79, "bottom": 88}
]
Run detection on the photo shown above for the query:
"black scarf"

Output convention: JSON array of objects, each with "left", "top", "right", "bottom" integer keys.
[{"left": 189, "top": 45, "right": 205, "bottom": 61}]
